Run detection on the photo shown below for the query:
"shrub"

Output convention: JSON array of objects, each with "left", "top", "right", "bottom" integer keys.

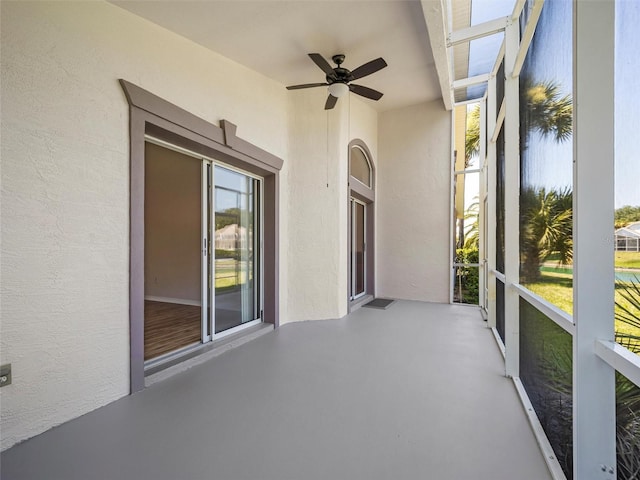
[{"left": 455, "top": 247, "right": 479, "bottom": 304}]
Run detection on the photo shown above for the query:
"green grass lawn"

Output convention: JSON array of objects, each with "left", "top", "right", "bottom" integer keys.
[
  {"left": 545, "top": 252, "right": 640, "bottom": 269},
  {"left": 615, "top": 251, "right": 640, "bottom": 269},
  {"left": 546, "top": 251, "right": 640, "bottom": 269},
  {"left": 524, "top": 272, "right": 640, "bottom": 341},
  {"left": 215, "top": 259, "right": 245, "bottom": 290}
]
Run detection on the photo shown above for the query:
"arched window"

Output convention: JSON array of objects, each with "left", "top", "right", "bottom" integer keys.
[{"left": 350, "top": 145, "right": 372, "bottom": 188}]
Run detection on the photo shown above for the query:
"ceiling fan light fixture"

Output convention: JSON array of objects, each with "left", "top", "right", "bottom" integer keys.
[
  {"left": 328, "top": 82, "right": 349, "bottom": 98},
  {"left": 286, "top": 54, "right": 386, "bottom": 110}
]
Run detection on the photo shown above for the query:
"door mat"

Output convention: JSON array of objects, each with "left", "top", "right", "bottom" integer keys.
[{"left": 362, "top": 298, "right": 396, "bottom": 310}]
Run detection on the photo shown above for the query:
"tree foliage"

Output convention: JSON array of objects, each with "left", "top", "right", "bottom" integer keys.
[
  {"left": 521, "top": 80, "right": 573, "bottom": 145},
  {"left": 613, "top": 279, "right": 640, "bottom": 480},
  {"left": 215, "top": 208, "right": 241, "bottom": 230},
  {"left": 454, "top": 247, "right": 479, "bottom": 304},
  {"left": 463, "top": 200, "right": 479, "bottom": 249},
  {"left": 465, "top": 105, "right": 481, "bottom": 164},
  {"left": 464, "top": 78, "right": 573, "bottom": 163},
  {"left": 521, "top": 187, "right": 573, "bottom": 282},
  {"left": 615, "top": 205, "right": 640, "bottom": 229}
]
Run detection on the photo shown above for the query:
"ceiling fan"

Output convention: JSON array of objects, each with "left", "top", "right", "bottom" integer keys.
[{"left": 286, "top": 53, "right": 388, "bottom": 110}]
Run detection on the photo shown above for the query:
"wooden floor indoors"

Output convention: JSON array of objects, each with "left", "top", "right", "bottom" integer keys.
[{"left": 144, "top": 301, "right": 201, "bottom": 360}]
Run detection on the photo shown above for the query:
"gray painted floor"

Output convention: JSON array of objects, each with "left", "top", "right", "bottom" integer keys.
[{"left": 1, "top": 301, "right": 551, "bottom": 480}]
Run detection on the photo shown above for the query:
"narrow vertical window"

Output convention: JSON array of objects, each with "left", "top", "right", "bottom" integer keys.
[{"left": 348, "top": 140, "right": 375, "bottom": 310}]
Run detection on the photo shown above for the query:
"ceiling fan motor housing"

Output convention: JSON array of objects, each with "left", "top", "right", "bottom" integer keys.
[{"left": 327, "top": 68, "right": 352, "bottom": 85}]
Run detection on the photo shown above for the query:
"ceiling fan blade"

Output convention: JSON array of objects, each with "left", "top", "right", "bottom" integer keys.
[
  {"left": 324, "top": 94, "right": 338, "bottom": 110},
  {"left": 349, "top": 84, "right": 384, "bottom": 101},
  {"left": 286, "top": 83, "right": 328, "bottom": 90},
  {"left": 350, "top": 57, "right": 388, "bottom": 81},
  {"left": 308, "top": 53, "right": 335, "bottom": 76}
]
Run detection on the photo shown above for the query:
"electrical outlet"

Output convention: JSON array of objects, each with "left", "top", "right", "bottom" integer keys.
[{"left": 0, "top": 364, "right": 12, "bottom": 387}]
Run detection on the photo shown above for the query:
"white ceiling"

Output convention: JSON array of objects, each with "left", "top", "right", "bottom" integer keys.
[{"left": 111, "top": 0, "right": 443, "bottom": 112}]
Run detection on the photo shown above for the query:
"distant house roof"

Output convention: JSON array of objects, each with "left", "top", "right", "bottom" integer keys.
[
  {"left": 615, "top": 225, "right": 640, "bottom": 239},
  {"left": 626, "top": 221, "right": 640, "bottom": 232}
]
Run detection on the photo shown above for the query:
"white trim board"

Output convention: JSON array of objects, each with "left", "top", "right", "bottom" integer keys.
[{"left": 513, "top": 377, "right": 568, "bottom": 480}]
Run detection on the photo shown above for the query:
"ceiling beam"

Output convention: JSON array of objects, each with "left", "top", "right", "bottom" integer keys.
[
  {"left": 511, "top": 0, "right": 527, "bottom": 20},
  {"left": 452, "top": 73, "right": 490, "bottom": 90},
  {"left": 448, "top": 16, "right": 508, "bottom": 46},
  {"left": 512, "top": 0, "right": 545, "bottom": 77},
  {"left": 421, "top": 0, "right": 453, "bottom": 110},
  {"left": 491, "top": 41, "right": 506, "bottom": 77}
]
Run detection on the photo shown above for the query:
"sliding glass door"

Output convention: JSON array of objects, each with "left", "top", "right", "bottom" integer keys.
[
  {"left": 144, "top": 139, "right": 262, "bottom": 367},
  {"left": 213, "top": 165, "right": 260, "bottom": 334}
]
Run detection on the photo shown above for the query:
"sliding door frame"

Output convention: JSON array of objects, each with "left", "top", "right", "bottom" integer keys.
[
  {"left": 211, "top": 163, "right": 264, "bottom": 340},
  {"left": 143, "top": 137, "right": 265, "bottom": 365},
  {"left": 121, "top": 79, "right": 282, "bottom": 393},
  {"left": 350, "top": 197, "right": 367, "bottom": 301},
  {"left": 202, "top": 162, "right": 212, "bottom": 344}
]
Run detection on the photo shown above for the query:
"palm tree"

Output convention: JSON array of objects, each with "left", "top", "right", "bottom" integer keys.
[
  {"left": 454, "top": 201, "right": 481, "bottom": 303},
  {"left": 616, "top": 277, "right": 640, "bottom": 353},
  {"left": 455, "top": 109, "right": 482, "bottom": 250},
  {"left": 465, "top": 105, "right": 481, "bottom": 163},
  {"left": 465, "top": 78, "right": 573, "bottom": 159},
  {"left": 463, "top": 200, "right": 479, "bottom": 250},
  {"left": 614, "top": 279, "right": 640, "bottom": 480},
  {"left": 521, "top": 80, "right": 572, "bottom": 145},
  {"left": 520, "top": 187, "right": 573, "bottom": 282},
  {"left": 461, "top": 78, "right": 574, "bottom": 282}
]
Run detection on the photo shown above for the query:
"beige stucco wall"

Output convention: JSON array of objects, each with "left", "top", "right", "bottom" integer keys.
[
  {"left": 377, "top": 100, "right": 451, "bottom": 303},
  {"left": 285, "top": 92, "right": 378, "bottom": 322},
  {"left": 286, "top": 88, "right": 342, "bottom": 321},
  {"left": 0, "top": 0, "right": 289, "bottom": 450}
]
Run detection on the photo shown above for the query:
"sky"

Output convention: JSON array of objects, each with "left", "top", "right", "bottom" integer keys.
[
  {"left": 464, "top": 0, "right": 639, "bottom": 210},
  {"left": 524, "top": 0, "right": 639, "bottom": 209},
  {"left": 615, "top": 0, "right": 640, "bottom": 208},
  {"left": 519, "top": 0, "right": 573, "bottom": 199},
  {"left": 215, "top": 165, "right": 252, "bottom": 213}
]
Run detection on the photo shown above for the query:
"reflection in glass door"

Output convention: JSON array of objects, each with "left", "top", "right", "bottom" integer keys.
[
  {"left": 350, "top": 198, "right": 366, "bottom": 300},
  {"left": 213, "top": 166, "right": 260, "bottom": 334}
]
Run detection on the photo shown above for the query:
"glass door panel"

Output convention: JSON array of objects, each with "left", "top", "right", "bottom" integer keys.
[
  {"left": 351, "top": 199, "right": 366, "bottom": 299},
  {"left": 214, "top": 166, "right": 259, "bottom": 334},
  {"left": 144, "top": 141, "right": 203, "bottom": 361}
]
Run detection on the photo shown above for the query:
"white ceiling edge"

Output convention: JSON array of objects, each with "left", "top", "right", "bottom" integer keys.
[{"left": 421, "top": 0, "right": 453, "bottom": 110}]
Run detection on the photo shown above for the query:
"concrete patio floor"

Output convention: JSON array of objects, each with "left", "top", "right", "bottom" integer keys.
[{"left": 1, "top": 301, "right": 552, "bottom": 479}]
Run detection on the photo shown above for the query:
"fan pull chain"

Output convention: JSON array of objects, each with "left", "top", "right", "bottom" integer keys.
[{"left": 326, "top": 108, "right": 329, "bottom": 188}]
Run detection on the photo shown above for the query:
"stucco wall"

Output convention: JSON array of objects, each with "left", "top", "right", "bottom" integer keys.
[
  {"left": 349, "top": 97, "right": 379, "bottom": 165},
  {"left": 285, "top": 93, "right": 378, "bottom": 322},
  {"left": 285, "top": 89, "right": 346, "bottom": 321},
  {"left": 377, "top": 100, "right": 451, "bottom": 302},
  {"left": 0, "top": 1, "right": 289, "bottom": 450}
]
